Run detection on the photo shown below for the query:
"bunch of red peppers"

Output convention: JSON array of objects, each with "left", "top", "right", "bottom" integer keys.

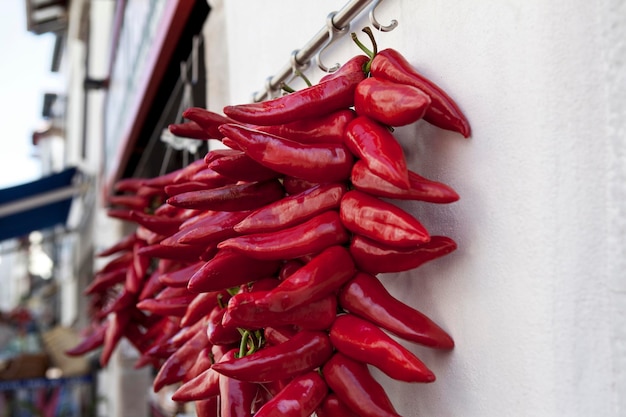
[{"left": 68, "top": 29, "right": 470, "bottom": 417}]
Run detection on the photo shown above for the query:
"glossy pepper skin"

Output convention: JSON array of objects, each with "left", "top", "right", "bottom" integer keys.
[
  {"left": 339, "top": 272, "right": 454, "bottom": 349},
  {"left": 65, "top": 322, "right": 107, "bottom": 356},
  {"left": 218, "top": 350, "right": 258, "bottom": 417},
  {"left": 211, "top": 330, "right": 333, "bottom": 383},
  {"left": 234, "top": 183, "right": 347, "bottom": 234},
  {"left": 370, "top": 48, "right": 471, "bottom": 137},
  {"left": 354, "top": 76, "right": 431, "bottom": 126},
  {"left": 223, "top": 292, "right": 337, "bottom": 331},
  {"left": 187, "top": 249, "right": 281, "bottom": 293},
  {"left": 322, "top": 353, "right": 402, "bottom": 417},
  {"left": 208, "top": 151, "right": 281, "bottom": 182},
  {"left": 316, "top": 393, "right": 360, "bottom": 417},
  {"left": 255, "top": 245, "right": 356, "bottom": 312},
  {"left": 168, "top": 120, "right": 210, "bottom": 140},
  {"left": 254, "top": 371, "right": 328, "bottom": 417},
  {"left": 350, "top": 159, "right": 459, "bottom": 203},
  {"left": 330, "top": 314, "right": 435, "bottom": 383},
  {"left": 319, "top": 54, "right": 369, "bottom": 83},
  {"left": 223, "top": 71, "right": 365, "bottom": 125},
  {"left": 344, "top": 116, "right": 410, "bottom": 189},
  {"left": 340, "top": 190, "right": 430, "bottom": 248},
  {"left": 218, "top": 211, "right": 349, "bottom": 261},
  {"left": 166, "top": 179, "right": 285, "bottom": 212},
  {"left": 255, "top": 109, "right": 355, "bottom": 145},
  {"left": 349, "top": 234, "right": 457, "bottom": 274},
  {"left": 171, "top": 366, "right": 220, "bottom": 402},
  {"left": 182, "top": 107, "right": 238, "bottom": 139},
  {"left": 218, "top": 124, "right": 354, "bottom": 184},
  {"left": 163, "top": 210, "right": 250, "bottom": 246}
]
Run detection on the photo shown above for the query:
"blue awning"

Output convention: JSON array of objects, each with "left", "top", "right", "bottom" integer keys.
[{"left": 0, "top": 167, "right": 81, "bottom": 242}]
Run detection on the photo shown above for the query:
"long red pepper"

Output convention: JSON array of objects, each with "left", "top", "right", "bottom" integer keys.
[
  {"left": 350, "top": 159, "right": 460, "bottom": 203},
  {"left": 168, "top": 120, "right": 210, "bottom": 140},
  {"left": 157, "top": 261, "right": 204, "bottom": 288},
  {"left": 349, "top": 234, "right": 457, "bottom": 274},
  {"left": 316, "top": 393, "right": 360, "bottom": 417},
  {"left": 339, "top": 272, "right": 454, "bottom": 349},
  {"left": 196, "top": 397, "right": 219, "bottom": 417},
  {"left": 255, "top": 245, "right": 355, "bottom": 312},
  {"left": 218, "top": 124, "right": 354, "bottom": 183},
  {"left": 319, "top": 54, "right": 369, "bottom": 83},
  {"left": 182, "top": 107, "right": 238, "bottom": 139},
  {"left": 255, "top": 109, "right": 355, "bottom": 145},
  {"left": 96, "top": 233, "right": 137, "bottom": 257},
  {"left": 223, "top": 71, "right": 365, "bottom": 125},
  {"left": 100, "top": 311, "right": 130, "bottom": 367},
  {"left": 212, "top": 330, "right": 333, "bottom": 383},
  {"left": 330, "top": 314, "right": 435, "bottom": 383},
  {"left": 322, "top": 353, "right": 402, "bottom": 417},
  {"left": 84, "top": 268, "right": 127, "bottom": 295},
  {"left": 172, "top": 366, "right": 221, "bottom": 402},
  {"left": 137, "top": 242, "right": 206, "bottom": 262},
  {"left": 218, "top": 210, "right": 349, "bottom": 261},
  {"left": 180, "top": 290, "right": 227, "bottom": 327},
  {"left": 65, "top": 322, "right": 107, "bottom": 356},
  {"left": 208, "top": 151, "right": 281, "bottom": 182},
  {"left": 218, "top": 350, "right": 258, "bottom": 417},
  {"left": 254, "top": 371, "right": 328, "bottom": 417},
  {"left": 162, "top": 210, "right": 250, "bottom": 247},
  {"left": 370, "top": 48, "right": 471, "bottom": 137},
  {"left": 354, "top": 76, "right": 431, "bottom": 126},
  {"left": 128, "top": 211, "right": 185, "bottom": 236},
  {"left": 340, "top": 190, "right": 430, "bottom": 248},
  {"left": 166, "top": 179, "right": 285, "bottom": 212},
  {"left": 223, "top": 292, "right": 337, "bottom": 331},
  {"left": 187, "top": 249, "right": 281, "bottom": 293},
  {"left": 207, "top": 305, "right": 241, "bottom": 345},
  {"left": 234, "top": 183, "right": 347, "bottom": 234},
  {"left": 344, "top": 115, "right": 410, "bottom": 189}
]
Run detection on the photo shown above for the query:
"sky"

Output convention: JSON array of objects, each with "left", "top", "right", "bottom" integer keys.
[{"left": 0, "top": 2, "right": 58, "bottom": 189}]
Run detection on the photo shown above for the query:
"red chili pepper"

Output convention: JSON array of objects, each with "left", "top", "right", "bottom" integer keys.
[
  {"left": 166, "top": 179, "right": 285, "bottom": 212},
  {"left": 153, "top": 327, "right": 210, "bottom": 392},
  {"left": 100, "top": 311, "right": 130, "bottom": 367},
  {"left": 339, "top": 272, "right": 454, "bottom": 349},
  {"left": 128, "top": 211, "right": 185, "bottom": 236},
  {"left": 263, "top": 326, "right": 297, "bottom": 345},
  {"left": 223, "top": 292, "right": 337, "bottom": 331},
  {"left": 316, "top": 393, "right": 360, "bottom": 417},
  {"left": 185, "top": 346, "right": 216, "bottom": 381},
  {"left": 223, "top": 71, "right": 365, "bottom": 125},
  {"left": 255, "top": 246, "right": 355, "bottom": 312},
  {"left": 136, "top": 294, "right": 196, "bottom": 317},
  {"left": 165, "top": 210, "right": 251, "bottom": 246},
  {"left": 322, "top": 353, "right": 401, "bottom": 417},
  {"left": 218, "top": 124, "right": 354, "bottom": 184},
  {"left": 108, "top": 194, "right": 151, "bottom": 211},
  {"left": 218, "top": 350, "right": 259, "bottom": 417},
  {"left": 156, "top": 261, "right": 204, "bottom": 288},
  {"left": 136, "top": 242, "right": 206, "bottom": 262},
  {"left": 182, "top": 107, "right": 238, "bottom": 139},
  {"left": 350, "top": 159, "right": 460, "bottom": 203},
  {"left": 168, "top": 120, "right": 210, "bottom": 140},
  {"left": 340, "top": 190, "right": 430, "bottom": 248},
  {"left": 207, "top": 150, "right": 281, "bottom": 182},
  {"left": 84, "top": 268, "right": 127, "bottom": 295},
  {"left": 349, "top": 234, "right": 457, "bottom": 274},
  {"left": 218, "top": 211, "right": 349, "bottom": 261},
  {"left": 95, "top": 251, "right": 134, "bottom": 275},
  {"left": 65, "top": 322, "right": 107, "bottom": 356},
  {"left": 187, "top": 249, "right": 281, "bottom": 293},
  {"left": 255, "top": 109, "right": 355, "bottom": 145},
  {"left": 234, "top": 183, "right": 347, "bottom": 234},
  {"left": 96, "top": 233, "right": 138, "bottom": 257},
  {"left": 172, "top": 366, "right": 221, "bottom": 402},
  {"left": 195, "top": 397, "right": 219, "bottom": 417},
  {"left": 172, "top": 159, "right": 212, "bottom": 183},
  {"left": 282, "top": 176, "right": 321, "bottom": 195},
  {"left": 180, "top": 290, "right": 227, "bottom": 327},
  {"left": 370, "top": 48, "right": 471, "bottom": 137},
  {"left": 164, "top": 181, "right": 214, "bottom": 196},
  {"left": 278, "top": 259, "right": 304, "bottom": 280},
  {"left": 138, "top": 269, "right": 166, "bottom": 301},
  {"left": 207, "top": 305, "right": 241, "bottom": 345},
  {"left": 354, "top": 76, "right": 431, "bottom": 126},
  {"left": 113, "top": 177, "right": 147, "bottom": 193},
  {"left": 146, "top": 319, "right": 206, "bottom": 359},
  {"left": 254, "top": 371, "right": 328, "bottom": 417},
  {"left": 344, "top": 115, "right": 410, "bottom": 189},
  {"left": 330, "top": 314, "right": 435, "bottom": 382},
  {"left": 319, "top": 54, "right": 369, "bottom": 83},
  {"left": 212, "top": 330, "right": 333, "bottom": 383}
]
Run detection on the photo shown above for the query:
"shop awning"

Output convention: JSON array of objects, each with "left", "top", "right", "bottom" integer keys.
[{"left": 0, "top": 167, "right": 81, "bottom": 242}]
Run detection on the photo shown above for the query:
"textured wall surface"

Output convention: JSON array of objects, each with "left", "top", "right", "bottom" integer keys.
[{"left": 212, "top": 1, "right": 626, "bottom": 415}]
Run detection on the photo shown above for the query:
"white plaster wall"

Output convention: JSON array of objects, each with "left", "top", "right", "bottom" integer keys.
[{"left": 211, "top": 1, "right": 626, "bottom": 415}]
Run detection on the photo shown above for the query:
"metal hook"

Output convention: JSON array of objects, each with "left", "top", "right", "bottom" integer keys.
[
  {"left": 290, "top": 49, "right": 309, "bottom": 76},
  {"left": 315, "top": 11, "right": 350, "bottom": 73},
  {"left": 264, "top": 76, "right": 280, "bottom": 99},
  {"left": 369, "top": 0, "right": 398, "bottom": 32}
]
